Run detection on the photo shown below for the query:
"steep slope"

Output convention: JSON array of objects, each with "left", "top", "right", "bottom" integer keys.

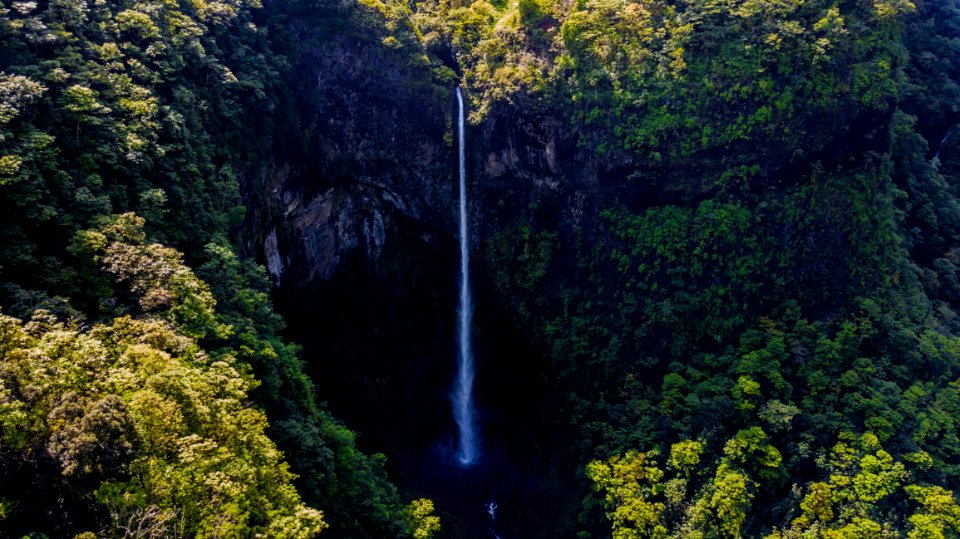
[
  {"left": 252, "top": 0, "right": 960, "bottom": 536},
  {"left": 5, "top": 0, "right": 960, "bottom": 537},
  {"left": 0, "top": 0, "right": 434, "bottom": 537}
]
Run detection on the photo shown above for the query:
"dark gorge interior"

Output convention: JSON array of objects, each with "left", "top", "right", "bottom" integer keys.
[{"left": 274, "top": 211, "right": 575, "bottom": 538}]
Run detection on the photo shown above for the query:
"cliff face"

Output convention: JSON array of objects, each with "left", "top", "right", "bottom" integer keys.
[
  {"left": 251, "top": 65, "right": 627, "bottom": 291},
  {"left": 472, "top": 103, "right": 600, "bottom": 238},
  {"left": 247, "top": 19, "right": 454, "bottom": 288},
  {"left": 247, "top": 47, "right": 881, "bottom": 292}
]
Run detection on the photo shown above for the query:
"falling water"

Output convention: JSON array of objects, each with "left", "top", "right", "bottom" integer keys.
[
  {"left": 453, "top": 87, "right": 479, "bottom": 466},
  {"left": 486, "top": 501, "right": 503, "bottom": 539},
  {"left": 935, "top": 125, "right": 956, "bottom": 160}
]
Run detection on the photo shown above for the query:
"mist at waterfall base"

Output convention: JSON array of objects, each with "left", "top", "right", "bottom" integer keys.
[{"left": 273, "top": 213, "right": 576, "bottom": 538}]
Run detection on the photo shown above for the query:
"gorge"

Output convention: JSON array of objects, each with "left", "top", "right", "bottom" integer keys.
[{"left": 3, "top": 0, "right": 960, "bottom": 537}]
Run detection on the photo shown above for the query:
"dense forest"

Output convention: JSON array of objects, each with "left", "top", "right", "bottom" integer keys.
[{"left": 3, "top": 0, "right": 960, "bottom": 537}]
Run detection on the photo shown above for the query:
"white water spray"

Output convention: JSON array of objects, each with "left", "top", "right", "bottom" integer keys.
[
  {"left": 453, "top": 87, "right": 479, "bottom": 466},
  {"left": 486, "top": 501, "right": 502, "bottom": 539},
  {"left": 935, "top": 126, "right": 955, "bottom": 160}
]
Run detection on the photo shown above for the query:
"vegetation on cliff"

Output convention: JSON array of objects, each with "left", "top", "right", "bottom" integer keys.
[
  {"left": 451, "top": 0, "right": 960, "bottom": 536},
  {"left": 0, "top": 0, "right": 436, "bottom": 535}
]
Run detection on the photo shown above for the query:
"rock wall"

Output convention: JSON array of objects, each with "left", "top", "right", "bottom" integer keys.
[
  {"left": 246, "top": 13, "right": 873, "bottom": 290},
  {"left": 244, "top": 23, "right": 455, "bottom": 287}
]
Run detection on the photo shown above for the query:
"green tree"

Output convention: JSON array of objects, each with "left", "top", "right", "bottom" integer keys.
[{"left": 587, "top": 451, "right": 668, "bottom": 539}]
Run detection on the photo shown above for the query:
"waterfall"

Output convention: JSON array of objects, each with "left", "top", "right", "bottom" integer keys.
[
  {"left": 935, "top": 126, "right": 955, "bottom": 160},
  {"left": 453, "top": 87, "right": 479, "bottom": 466}
]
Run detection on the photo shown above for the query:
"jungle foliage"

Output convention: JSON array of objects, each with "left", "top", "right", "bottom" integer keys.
[
  {"left": 6, "top": 0, "right": 960, "bottom": 535},
  {"left": 457, "top": 0, "right": 960, "bottom": 536},
  {"left": 0, "top": 0, "right": 437, "bottom": 535}
]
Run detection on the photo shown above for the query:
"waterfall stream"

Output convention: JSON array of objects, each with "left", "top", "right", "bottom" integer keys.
[
  {"left": 935, "top": 126, "right": 956, "bottom": 161},
  {"left": 453, "top": 87, "right": 479, "bottom": 466}
]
